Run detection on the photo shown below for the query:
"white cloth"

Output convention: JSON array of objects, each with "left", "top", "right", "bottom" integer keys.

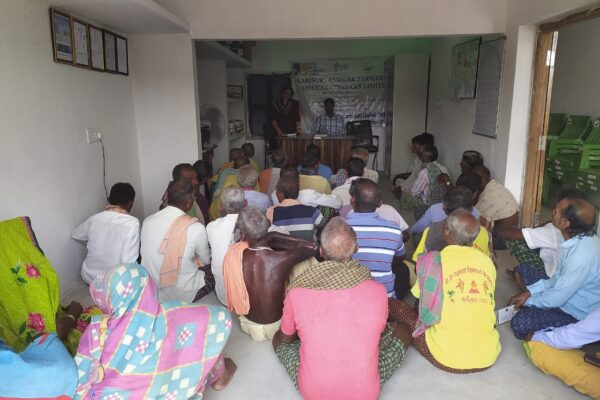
[
  {"left": 522, "top": 223, "right": 564, "bottom": 277},
  {"left": 72, "top": 210, "right": 140, "bottom": 284},
  {"left": 346, "top": 204, "right": 409, "bottom": 231},
  {"left": 271, "top": 189, "right": 342, "bottom": 209},
  {"left": 331, "top": 176, "right": 362, "bottom": 207},
  {"left": 476, "top": 179, "right": 519, "bottom": 221},
  {"left": 399, "top": 156, "right": 422, "bottom": 191},
  {"left": 140, "top": 206, "right": 211, "bottom": 303},
  {"left": 206, "top": 213, "right": 239, "bottom": 306}
]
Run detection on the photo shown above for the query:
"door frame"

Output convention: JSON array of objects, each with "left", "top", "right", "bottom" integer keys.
[{"left": 520, "top": 7, "right": 600, "bottom": 227}]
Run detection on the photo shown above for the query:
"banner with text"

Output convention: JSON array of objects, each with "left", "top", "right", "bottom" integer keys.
[{"left": 292, "top": 58, "right": 387, "bottom": 130}]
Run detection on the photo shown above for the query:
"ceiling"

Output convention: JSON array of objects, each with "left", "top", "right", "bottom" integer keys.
[{"left": 50, "top": 0, "right": 189, "bottom": 34}]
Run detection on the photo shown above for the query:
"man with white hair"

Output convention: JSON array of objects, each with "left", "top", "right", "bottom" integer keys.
[
  {"left": 389, "top": 209, "right": 500, "bottom": 373},
  {"left": 206, "top": 186, "right": 246, "bottom": 305},
  {"left": 223, "top": 207, "right": 318, "bottom": 341},
  {"left": 272, "top": 217, "right": 410, "bottom": 399},
  {"left": 237, "top": 165, "right": 272, "bottom": 212}
]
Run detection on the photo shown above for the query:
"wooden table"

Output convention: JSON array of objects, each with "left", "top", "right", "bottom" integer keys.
[{"left": 280, "top": 135, "right": 353, "bottom": 173}]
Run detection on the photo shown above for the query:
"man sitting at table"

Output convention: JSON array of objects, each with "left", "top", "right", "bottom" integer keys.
[
  {"left": 298, "top": 150, "right": 333, "bottom": 194},
  {"left": 313, "top": 97, "right": 345, "bottom": 137},
  {"left": 298, "top": 144, "right": 333, "bottom": 180}
]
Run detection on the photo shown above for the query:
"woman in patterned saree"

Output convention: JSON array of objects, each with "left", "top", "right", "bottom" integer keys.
[{"left": 74, "top": 263, "right": 237, "bottom": 400}]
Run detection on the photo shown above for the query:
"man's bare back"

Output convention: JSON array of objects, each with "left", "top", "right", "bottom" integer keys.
[{"left": 242, "top": 233, "right": 318, "bottom": 324}]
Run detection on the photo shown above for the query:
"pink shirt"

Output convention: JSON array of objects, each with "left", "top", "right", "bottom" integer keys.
[{"left": 281, "top": 280, "right": 388, "bottom": 400}]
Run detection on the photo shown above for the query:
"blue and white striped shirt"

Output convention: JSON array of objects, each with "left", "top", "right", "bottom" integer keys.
[{"left": 345, "top": 212, "right": 405, "bottom": 297}]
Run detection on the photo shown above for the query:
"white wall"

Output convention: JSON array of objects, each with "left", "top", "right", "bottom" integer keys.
[
  {"left": 0, "top": 0, "right": 143, "bottom": 292},
  {"left": 130, "top": 33, "right": 200, "bottom": 217},
  {"left": 158, "top": 0, "right": 507, "bottom": 39},
  {"left": 196, "top": 59, "right": 229, "bottom": 168},
  {"left": 391, "top": 53, "right": 429, "bottom": 178},
  {"left": 426, "top": 35, "right": 507, "bottom": 181},
  {"left": 550, "top": 18, "right": 600, "bottom": 117}
]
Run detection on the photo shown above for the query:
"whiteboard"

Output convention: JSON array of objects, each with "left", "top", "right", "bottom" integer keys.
[{"left": 473, "top": 38, "right": 506, "bottom": 138}]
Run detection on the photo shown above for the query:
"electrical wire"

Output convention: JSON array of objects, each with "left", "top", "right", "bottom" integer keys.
[{"left": 99, "top": 138, "right": 108, "bottom": 201}]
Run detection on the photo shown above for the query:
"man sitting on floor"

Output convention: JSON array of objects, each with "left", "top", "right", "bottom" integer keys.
[
  {"left": 259, "top": 148, "right": 288, "bottom": 194},
  {"left": 330, "top": 147, "right": 379, "bottom": 187},
  {"left": 393, "top": 132, "right": 434, "bottom": 197},
  {"left": 524, "top": 306, "right": 600, "bottom": 399},
  {"left": 332, "top": 157, "right": 366, "bottom": 216},
  {"left": 344, "top": 179, "right": 409, "bottom": 299},
  {"left": 216, "top": 147, "right": 243, "bottom": 176},
  {"left": 192, "top": 159, "right": 211, "bottom": 222},
  {"left": 72, "top": 182, "right": 140, "bottom": 284},
  {"left": 411, "top": 172, "right": 482, "bottom": 235},
  {"left": 272, "top": 217, "right": 410, "bottom": 400},
  {"left": 160, "top": 163, "right": 205, "bottom": 223},
  {"left": 242, "top": 142, "right": 261, "bottom": 173},
  {"left": 472, "top": 164, "right": 519, "bottom": 249},
  {"left": 501, "top": 189, "right": 584, "bottom": 289},
  {"left": 271, "top": 168, "right": 342, "bottom": 210},
  {"left": 141, "top": 180, "right": 213, "bottom": 303},
  {"left": 206, "top": 186, "right": 246, "bottom": 306},
  {"left": 223, "top": 207, "right": 318, "bottom": 341},
  {"left": 404, "top": 144, "right": 449, "bottom": 220},
  {"left": 209, "top": 156, "right": 254, "bottom": 220},
  {"left": 509, "top": 198, "right": 600, "bottom": 340},
  {"left": 412, "top": 186, "right": 492, "bottom": 262},
  {"left": 298, "top": 151, "right": 333, "bottom": 194},
  {"left": 298, "top": 144, "right": 333, "bottom": 180},
  {"left": 237, "top": 165, "right": 272, "bottom": 212},
  {"left": 389, "top": 209, "right": 500, "bottom": 373},
  {"left": 267, "top": 176, "right": 324, "bottom": 240}
]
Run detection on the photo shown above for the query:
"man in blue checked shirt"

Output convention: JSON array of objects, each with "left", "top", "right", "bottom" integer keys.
[
  {"left": 313, "top": 98, "right": 345, "bottom": 136},
  {"left": 344, "top": 178, "right": 410, "bottom": 299}
]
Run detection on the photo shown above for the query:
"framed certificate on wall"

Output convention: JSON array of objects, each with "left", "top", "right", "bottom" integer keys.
[
  {"left": 89, "top": 25, "right": 104, "bottom": 71},
  {"left": 50, "top": 9, "right": 73, "bottom": 64},
  {"left": 103, "top": 30, "right": 117, "bottom": 73},
  {"left": 72, "top": 19, "right": 90, "bottom": 68},
  {"left": 116, "top": 35, "right": 128, "bottom": 75}
]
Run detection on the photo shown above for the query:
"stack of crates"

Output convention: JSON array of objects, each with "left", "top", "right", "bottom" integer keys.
[
  {"left": 542, "top": 115, "right": 593, "bottom": 203},
  {"left": 576, "top": 119, "right": 600, "bottom": 194}
]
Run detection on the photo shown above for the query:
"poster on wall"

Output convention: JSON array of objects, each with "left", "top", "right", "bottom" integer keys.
[
  {"left": 73, "top": 19, "right": 90, "bottom": 68},
  {"left": 291, "top": 58, "right": 387, "bottom": 130},
  {"left": 473, "top": 38, "right": 506, "bottom": 138},
  {"left": 89, "top": 25, "right": 104, "bottom": 71},
  {"left": 50, "top": 9, "right": 73, "bottom": 64},
  {"left": 449, "top": 38, "right": 481, "bottom": 98},
  {"left": 103, "top": 30, "right": 117, "bottom": 73}
]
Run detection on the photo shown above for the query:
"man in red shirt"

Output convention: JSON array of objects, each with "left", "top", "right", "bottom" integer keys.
[{"left": 272, "top": 217, "right": 411, "bottom": 400}]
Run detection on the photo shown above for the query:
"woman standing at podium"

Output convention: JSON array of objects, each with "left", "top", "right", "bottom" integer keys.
[{"left": 271, "top": 86, "right": 302, "bottom": 145}]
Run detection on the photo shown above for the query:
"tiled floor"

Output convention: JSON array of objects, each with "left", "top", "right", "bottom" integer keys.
[{"left": 62, "top": 180, "right": 588, "bottom": 399}]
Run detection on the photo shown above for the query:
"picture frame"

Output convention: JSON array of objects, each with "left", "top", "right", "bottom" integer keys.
[
  {"left": 50, "top": 8, "right": 73, "bottom": 64},
  {"left": 227, "top": 85, "right": 244, "bottom": 99},
  {"left": 448, "top": 38, "right": 481, "bottom": 99},
  {"left": 103, "top": 30, "right": 117, "bottom": 73},
  {"left": 72, "top": 18, "right": 90, "bottom": 68},
  {"left": 116, "top": 35, "right": 128, "bottom": 75},
  {"left": 89, "top": 24, "right": 105, "bottom": 71}
]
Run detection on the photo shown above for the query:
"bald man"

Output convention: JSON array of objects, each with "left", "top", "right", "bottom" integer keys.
[
  {"left": 345, "top": 179, "right": 408, "bottom": 299},
  {"left": 388, "top": 209, "right": 500, "bottom": 373},
  {"left": 272, "top": 217, "right": 410, "bottom": 399},
  {"left": 509, "top": 198, "right": 600, "bottom": 340},
  {"left": 222, "top": 207, "right": 319, "bottom": 342}
]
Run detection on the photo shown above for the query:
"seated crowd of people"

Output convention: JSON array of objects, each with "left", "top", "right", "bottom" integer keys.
[{"left": 1, "top": 135, "right": 599, "bottom": 400}]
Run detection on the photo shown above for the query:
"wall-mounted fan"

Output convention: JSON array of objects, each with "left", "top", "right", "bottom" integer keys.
[{"left": 200, "top": 104, "right": 226, "bottom": 148}]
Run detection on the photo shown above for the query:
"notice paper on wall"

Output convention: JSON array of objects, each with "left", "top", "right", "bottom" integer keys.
[{"left": 496, "top": 305, "right": 518, "bottom": 325}]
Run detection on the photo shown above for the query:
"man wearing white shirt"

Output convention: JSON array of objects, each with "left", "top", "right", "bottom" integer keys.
[
  {"left": 333, "top": 157, "right": 366, "bottom": 217},
  {"left": 271, "top": 168, "right": 342, "bottom": 210},
  {"left": 72, "top": 182, "right": 139, "bottom": 284},
  {"left": 501, "top": 189, "right": 584, "bottom": 288},
  {"left": 206, "top": 186, "right": 246, "bottom": 306},
  {"left": 141, "top": 180, "right": 211, "bottom": 303}
]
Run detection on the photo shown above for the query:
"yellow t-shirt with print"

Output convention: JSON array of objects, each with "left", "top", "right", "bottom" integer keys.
[
  {"left": 421, "top": 245, "right": 500, "bottom": 369},
  {"left": 412, "top": 226, "right": 491, "bottom": 263}
]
